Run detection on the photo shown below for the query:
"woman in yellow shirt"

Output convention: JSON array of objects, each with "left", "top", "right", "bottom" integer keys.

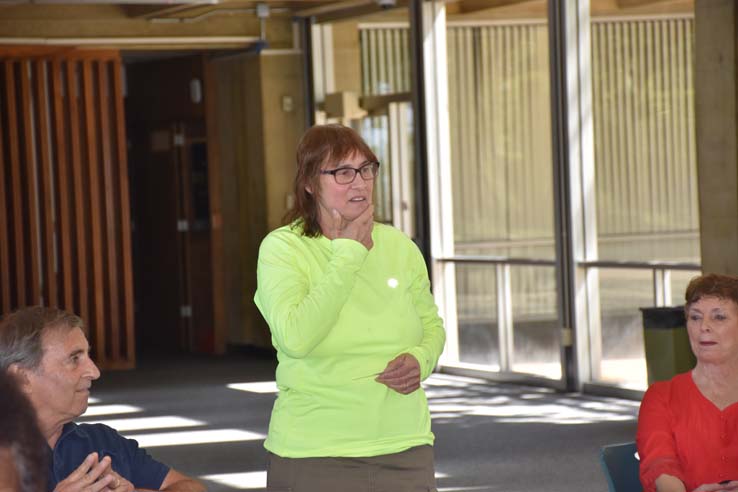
[{"left": 255, "top": 124, "right": 446, "bottom": 492}]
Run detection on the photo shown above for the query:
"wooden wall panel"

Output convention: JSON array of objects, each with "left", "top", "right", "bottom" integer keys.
[
  {"left": 112, "top": 61, "right": 135, "bottom": 367},
  {"left": 67, "top": 59, "right": 89, "bottom": 328},
  {"left": 203, "top": 58, "right": 226, "bottom": 354},
  {"left": 19, "top": 61, "right": 41, "bottom": 303},
  {"left": 0, "top": 47, "right": 134, "bottom": 369},
  {"left": 98, "top": 62, "right": 120, "bottom": 362},
  {"left": 35, "top": 60, "right": 58, "bottom": 308},
  {"left": 212, "top": 54, "right": 270, "bottom": 347},
  {"left": 81, "top": 59, "right": 106, "bottom": 363},
  {"left": 4, "top": 62, "right": 26, "bottom": 307},
  {"left": 0, "top": 67, "right": 9, "bottom": 313},
  {"left": 50, "top": 59, "right": 74, "bottom": 310}
]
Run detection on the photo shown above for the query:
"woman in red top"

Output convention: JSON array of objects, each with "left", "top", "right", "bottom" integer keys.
[{"left": 637, "top": 273, "right": 738, "bottom": 492}]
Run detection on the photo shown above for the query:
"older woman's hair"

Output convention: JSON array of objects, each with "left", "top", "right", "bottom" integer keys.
[
  {"left": 0, "top": 306, "right": 83, "bottom": 371},
  {"left": 685, "top": 273, "right": 738, "bottom": 309},
  {"left": 0, "top": 370, "right": 47, "bottom": 492},
  {"left": 284, "top": 124, "right": 378, "bottom": 237}
]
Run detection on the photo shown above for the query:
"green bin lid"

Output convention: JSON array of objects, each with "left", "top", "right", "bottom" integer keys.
[{"left": 640, "top": 306, "right": 685, "bottom": 329}]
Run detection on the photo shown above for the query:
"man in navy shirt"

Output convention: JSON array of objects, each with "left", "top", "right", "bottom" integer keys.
[{"left": 0, "top": 306, "right": 205, "bottom": 492}]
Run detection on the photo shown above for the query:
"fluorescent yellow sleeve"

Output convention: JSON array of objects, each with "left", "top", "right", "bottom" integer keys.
[{"left": 254, "top": 222, "right": 446, "bottom": 458}]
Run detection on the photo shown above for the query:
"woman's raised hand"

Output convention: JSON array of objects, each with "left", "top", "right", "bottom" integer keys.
[
  {"left": 693, "top": 481, "right": 738, "bottom": 492},
  {"left": 329, "top": 204, "right": 374, "bottom": 249}
]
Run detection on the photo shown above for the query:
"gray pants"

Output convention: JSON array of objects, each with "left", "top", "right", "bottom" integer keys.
[{"left": 266, "top": 445, "right": 437, "bottom": 492}]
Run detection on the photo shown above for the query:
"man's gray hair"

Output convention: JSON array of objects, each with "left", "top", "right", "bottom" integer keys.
[{"left": 0, "top": 306, "right": 84, "bottom": 371}]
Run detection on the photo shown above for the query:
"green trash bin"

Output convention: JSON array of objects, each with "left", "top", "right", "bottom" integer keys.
[{"left": 640, "top": 306, "right": 696, "bottom": 385}]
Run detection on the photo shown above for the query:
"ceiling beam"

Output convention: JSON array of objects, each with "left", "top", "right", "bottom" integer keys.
[
  {"left": 616, "top": 0, "right": 675, "bottom": 8},
  {"left": 294, "top": 0, "right": 370, "bottom": 17},
  {"left": 295, "top": 0, "right": 407, "bottom": 23},
  {"left": 451, "top": 0, "right": 534, "bottom": 15},
  {"left": 121, "top": 4, "right": 207, "bottom": 19}
]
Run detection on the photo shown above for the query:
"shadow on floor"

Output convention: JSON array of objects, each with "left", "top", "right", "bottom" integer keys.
[{"left": 82, "top": 353, "right": 639, "bottom": 492}]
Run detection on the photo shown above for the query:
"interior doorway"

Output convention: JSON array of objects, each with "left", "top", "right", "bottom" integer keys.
[{"left": 125, "top": 53, "right": 216, "bottom": 355}]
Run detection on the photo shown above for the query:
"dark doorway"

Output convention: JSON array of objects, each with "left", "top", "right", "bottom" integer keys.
[{"left": 125, "top": 54, "right": 215, "bottom": 355}]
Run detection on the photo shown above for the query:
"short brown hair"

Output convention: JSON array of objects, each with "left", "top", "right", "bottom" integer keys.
[
  {"left": 0, "top": 306, "right": 84, "bottom": 371},
  {"left": 284, "top": 124, "right": 378, "bottom": 237},
  {"left": 684, "top": 273, "right": 738, "bottom": 310}
]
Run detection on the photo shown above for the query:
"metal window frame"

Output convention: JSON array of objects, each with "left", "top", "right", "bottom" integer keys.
[
  {"left": 548, "top": 0, "right": 600, "bottom": 391},
  {"left": 300, "top": 0, "right": 701, "bottom": 396},
  {"left": 299, "top": 16, "right": 317, "bottom": 127},
  {"left": 414, "top": 0, "right": 459, "bottom": 366}
]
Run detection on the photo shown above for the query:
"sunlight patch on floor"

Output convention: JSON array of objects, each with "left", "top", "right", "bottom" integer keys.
[
  {"left": 81, "top": 404, "right": 142, "bottom": 417},
  {"left": 438, "top": 487, "right": 496, "bottom": 491},
  {"left": 81, "top": 415, "right": 204, "bottom": 432},
  {"left": 423, "top": 374, "right": 489, "bottom": 387},
  {"left": 201, "top": 471, "right": 266, "bottom": 489},
  {"left": 469, "top": 403, "right": 635, "bottom": 424},
  {"left": 123, "top": 428, "right": 266, "bottom": 447},
  {"left": 428, "top": 401, "right": 636, "bottom": 424},
  {"left": 200, "top": 471, "right": 449, "bottom": 489},
  {"left": 227, "top": 381, "right": 279, "bottom": 393}
]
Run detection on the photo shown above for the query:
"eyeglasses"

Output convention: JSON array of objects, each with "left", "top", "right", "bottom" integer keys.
[{"left": 319, "top": 161, "right": 380, "bottom": 185}]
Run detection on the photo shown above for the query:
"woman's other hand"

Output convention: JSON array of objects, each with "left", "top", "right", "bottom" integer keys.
[
  {"left": 652, "top": 474, "right": 738, "bottom": 492},
  {"left": 694, "top": 482, "right": 738, "bottom": 492},
  {"left": 376, "top": 354, "right": 421, "bottom": 394},
  {"left": 329, "top": 204, "right": 374, "bottom": 249}
]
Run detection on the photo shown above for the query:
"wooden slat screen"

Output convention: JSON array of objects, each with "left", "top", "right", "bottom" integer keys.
[{"left": 0, "top": 48, "right": 134, "bottom": 369}]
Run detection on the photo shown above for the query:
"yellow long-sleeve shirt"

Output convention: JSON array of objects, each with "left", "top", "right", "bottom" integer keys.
[{"left": 254, "top": 222, "right": 446, "bottom": 458}]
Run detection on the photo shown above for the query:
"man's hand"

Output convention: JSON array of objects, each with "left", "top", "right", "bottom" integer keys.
[
  {"left": 376, "top": 354, "right": 421, "bottom": 394},
  {"left": 53, "top": 452, "right": 115, "bottom": 492},
  {"left": 105, "top": 470, "right": 134, "bottom": 492}
]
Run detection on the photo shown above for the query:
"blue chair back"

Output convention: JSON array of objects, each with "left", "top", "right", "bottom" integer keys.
[{"left": 600, "top": 442, "right": 643, "bottom": 492}]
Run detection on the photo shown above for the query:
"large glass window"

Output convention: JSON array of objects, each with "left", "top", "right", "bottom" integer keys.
[
  {"left": 447, "top": 19, "right": 553, "bottom": 260},
  {"left": 311, "top": 11, "right": 416, "bottom": 237},
  {"left": 589, "top": 0, "right": 699, "bottom": 388},
  {"left": 592, "top": 8, "right": 698, "bottom": 263},
  {"left": 456, "top": 263, "right": 499, "bottom": 368},
  {"left": 423, "top": 0, "right": 701, "bottom": 391},
  {"left": 440, "top": 1, "right": 560, "bottom": 381},
  {"left": 455, "top": 263, "right": 559, "bottom": 379},
  {"left": 311, "top": 0, "right": 703, "bottom": 392}
]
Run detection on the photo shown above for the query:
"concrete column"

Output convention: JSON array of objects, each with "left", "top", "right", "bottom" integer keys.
[{"left": 695, "top": 0, "right": 738, "bottom": 274}]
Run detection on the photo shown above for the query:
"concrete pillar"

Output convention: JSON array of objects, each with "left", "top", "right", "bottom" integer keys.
[{"left": 695, "top": 0, "right": 738, "bottom": 274}]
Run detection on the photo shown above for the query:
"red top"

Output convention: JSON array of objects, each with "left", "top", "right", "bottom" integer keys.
[{"left": 636, "top": 372, "right": 738, "bottom": 491}]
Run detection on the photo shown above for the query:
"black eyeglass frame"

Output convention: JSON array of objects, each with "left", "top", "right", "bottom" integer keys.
[{"left": 318, "top": 161, "right": 380, "bottom": 184}]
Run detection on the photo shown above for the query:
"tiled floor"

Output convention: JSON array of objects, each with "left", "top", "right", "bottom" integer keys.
[{"left": 82, "top": 353, "right": 640, "bottom": 492}]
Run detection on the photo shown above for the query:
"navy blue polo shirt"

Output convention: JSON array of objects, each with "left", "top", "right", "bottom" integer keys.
[{"left": 47, "top": 422, "right": 169, "bottom": 492}]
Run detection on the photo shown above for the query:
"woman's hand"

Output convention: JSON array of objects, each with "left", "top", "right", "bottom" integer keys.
[
  {"left": 651, "top": 471, "right": 738, "bottom": 491},
  {"left": 328, "top": 205, "right": 374, "bottom": 249},
  {"left": 694, "top": 482, "right": 738, "bottom": 492},
  {"left": 376, "top": 353, "right": 421, "bottom": 394}
]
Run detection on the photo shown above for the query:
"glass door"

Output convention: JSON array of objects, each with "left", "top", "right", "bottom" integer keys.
[{"left": 426, "top": 0, "right": 563, "bottom": 383}]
